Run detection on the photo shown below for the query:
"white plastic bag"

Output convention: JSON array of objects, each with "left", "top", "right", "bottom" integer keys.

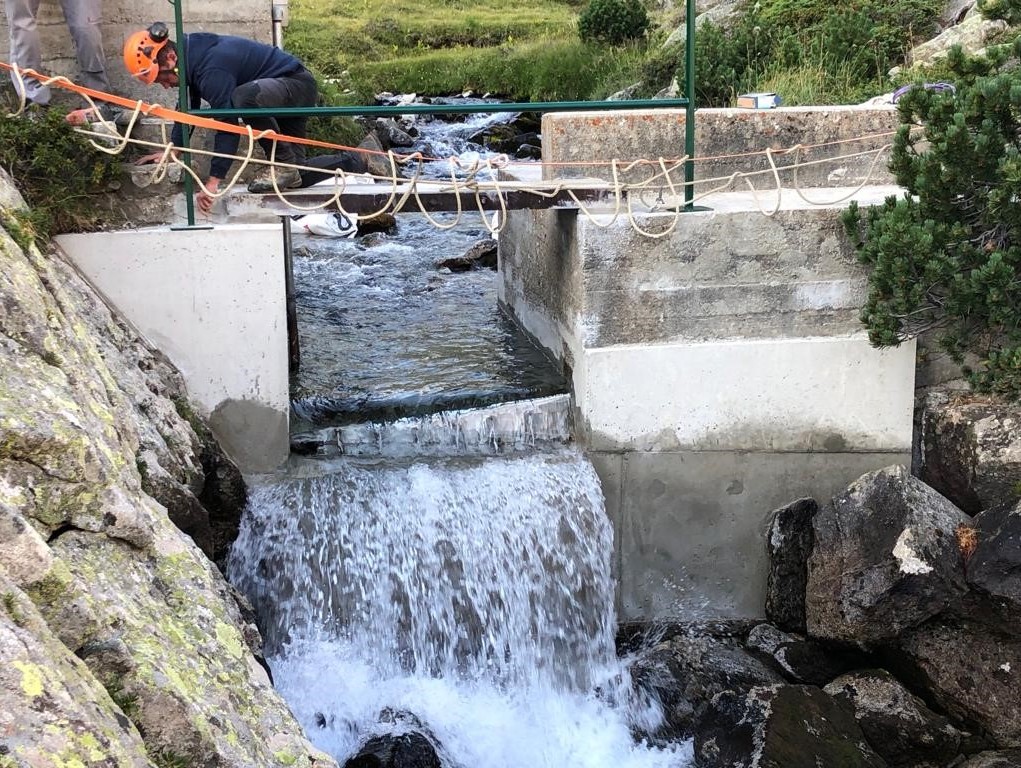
[{"left": 289, "top": 211, "right": 358, "bottom": 238}]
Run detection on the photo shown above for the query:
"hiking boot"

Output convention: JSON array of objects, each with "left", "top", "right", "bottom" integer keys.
[{"left": 247, "top": 166, "right": 302, "bottom": 193}]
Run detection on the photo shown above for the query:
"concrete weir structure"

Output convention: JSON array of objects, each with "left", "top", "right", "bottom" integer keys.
[
  {"left": 498, "top": 106, "right": 916, "bottom": 620},
  {"left": 56, "top": 225, "right": 289, "bottom": 473}
]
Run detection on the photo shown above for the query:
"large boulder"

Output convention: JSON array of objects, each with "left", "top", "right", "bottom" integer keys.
[
  {"left": 764, "top": 498, "right": 817, "bottom": 633},
  {"left": 805, "top": 465, "right": 970, "bottom": 646},
  {"left": 824, "top": 669, "right": 961, "bottom": 766},
  {"left": 891, "top": 618, "right": 1021, "bottom": 748},
  {"left": 918, "top": 390, "right": 1021, "bottom": 515},
  {"left": 628, "top": 625, "right": 783, "bottom": 743},
  {"left": 694, "top": 684, "right": 888, "bottom": 768},
  {"left": 746, "top": 623, "right": 864, "bottom": 686},
  {"left": 0, "top": 570, "right": 152, "bottom": 766},
  {"left": 965, "top": 502, "right": 1021, "bottom": 633},
  {"left": 959, "top": 751, "right": 1021, "bottom": 768}
]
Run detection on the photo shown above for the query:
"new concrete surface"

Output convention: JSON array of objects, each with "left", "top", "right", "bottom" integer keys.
[
  {"left": 593, "top": 450, "right": 912, "bottom": 619},
  {"left": 56, "top": 224, "right": 289, "bottom": 473},
  {"left": 499, "top": 128, "right": 916, "bottom": 621}
]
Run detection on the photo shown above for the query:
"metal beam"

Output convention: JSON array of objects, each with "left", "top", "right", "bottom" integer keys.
[{"left": 243, "top": 180, "right": 621, "bottom": 215}]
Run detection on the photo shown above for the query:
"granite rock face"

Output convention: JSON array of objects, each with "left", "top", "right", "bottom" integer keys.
[{"left": 0, "top": 169, "right": 334, "bottom": 766}]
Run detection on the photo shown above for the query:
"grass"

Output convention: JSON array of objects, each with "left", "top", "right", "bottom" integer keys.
[
  {"left": 284, "top": 0, "right": 948, "bottom": 108},
  {"left": 287, "top": 0, "right": 588, "bottom": 89},
  {"left": 345, "top": 38, "right": 650, "bottom": 102}
]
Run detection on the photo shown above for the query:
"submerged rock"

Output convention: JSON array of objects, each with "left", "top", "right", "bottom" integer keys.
[
  {"left": 628, "top": 624, "right": 783, "bottom": 742},
  {"left": 344, "top": 710, "right": 443, "bottom": 768},
  {"left": 694, "top": 684, "right": 887, "bottom": 768},
  {"left": 435, "top": 239, "right": 498, "bottom": 272}
]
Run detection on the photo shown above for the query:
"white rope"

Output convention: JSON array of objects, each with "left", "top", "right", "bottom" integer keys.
[{"left": 37, "top": 95, "right": 902, "bottom": 236}]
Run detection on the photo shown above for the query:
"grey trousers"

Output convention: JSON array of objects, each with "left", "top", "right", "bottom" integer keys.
[{"left": 5, "top": 0, "right": 110, "bottom": 105}]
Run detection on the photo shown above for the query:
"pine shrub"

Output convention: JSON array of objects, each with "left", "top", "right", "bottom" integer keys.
[
  {"left": 578, "top": 0, "right": 650, "bottom": 45},
  {"left": 843, "top": 42, "right": 1021, "bottom": 397}
]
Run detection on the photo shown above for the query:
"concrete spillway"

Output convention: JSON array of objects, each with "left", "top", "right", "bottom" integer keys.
[{"left": 56, "top": 106, "right": 916, "bottom": 623}]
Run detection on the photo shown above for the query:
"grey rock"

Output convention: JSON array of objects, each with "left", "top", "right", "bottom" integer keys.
[
  {"left": 965, "top": 502, "right": 1021, "bottom": 634},
  {"left": 747, "top": 623, "right": 863, "bottom": 686},
  {"left": 959, "top": 750, "right": 1021, "bottom": 768},
  {"left": 919, "top": 389, "right": 1021, "bottom": 514},
  {"left": 0, "top": 571, "right": 152, "bottom": 767},
  {"left": 893, "top": 619, "right": 1021, "bottom": 748},
  {"left": 805, "top": 465, "right": 970, "bottom": 646},
  {"left": 694, "top": 684, "right": 888, "bottom": 768},
  {"left": 765, "top": 497, "right": 817, "bottom": 633},
  {"left": 903, "top": 14, "right": 1007, "bottom": 69},
  {"left": 824, "top": 669, "right": 961, "bottom": 766},
  {"left": 628, "top": 626, "right": 784, "bottom": 742},
  {"left": 0, "top": 172, "right": 337, "bottom": 767}
]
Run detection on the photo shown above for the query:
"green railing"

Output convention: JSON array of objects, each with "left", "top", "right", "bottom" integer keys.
[{"left": 168, "top": 0, "right": 697, "bottom": 227}]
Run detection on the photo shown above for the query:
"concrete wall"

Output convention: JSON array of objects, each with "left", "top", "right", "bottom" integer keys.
[
  {"left": 542, "top": 106, "right": 901, "bottom": 190},
  {"left": 55, "top": 224, "right": 290, "bottom": 474},
  {"left": 0, "top": 0, "right": 271, "bottom": 106},
  {"left": 499, "top": 107, "right": 916, "bottom": 620}
]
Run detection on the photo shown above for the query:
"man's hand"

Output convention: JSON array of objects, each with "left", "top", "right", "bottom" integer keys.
[
  {"left": 65, "top": 108, "right": 92, "bottom": 126},
  {"left": 197, "top": 176, "right": 222, "bottom": 215},
  {"left": 134, "top": 149, "right": 180, "bottom": 166}
]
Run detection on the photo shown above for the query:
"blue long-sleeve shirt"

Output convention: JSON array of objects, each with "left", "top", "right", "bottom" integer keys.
[{"left": 170, "top": 33, "right": 305, "bottom": 179}]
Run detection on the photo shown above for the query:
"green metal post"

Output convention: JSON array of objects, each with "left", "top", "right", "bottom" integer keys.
[
  {"left": 685, "top": 0, "right": 696, "bottom": 208},
  {"left": 172, "top": 0, "right": 197, "bottom": 227}
]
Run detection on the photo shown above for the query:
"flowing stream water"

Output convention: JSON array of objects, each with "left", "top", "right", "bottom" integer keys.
[{"left": 227, "top": 106, "right": 692, "bottom": 767}]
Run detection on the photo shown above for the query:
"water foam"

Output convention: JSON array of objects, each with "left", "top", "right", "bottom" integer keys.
[{"left": 228, "top": 450, "right": 690, "bottom": 767}]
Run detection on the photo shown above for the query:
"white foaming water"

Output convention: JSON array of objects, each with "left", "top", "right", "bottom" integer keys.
[{"left": 228, "top": 449, "right": 690, "bottom": 767}]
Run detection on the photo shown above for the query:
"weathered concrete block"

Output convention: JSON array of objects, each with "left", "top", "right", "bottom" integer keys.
[{"left": 542, "top": 106, "right": 901, "bottom": 189}]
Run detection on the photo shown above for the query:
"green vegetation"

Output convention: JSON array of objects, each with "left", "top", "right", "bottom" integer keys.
[
  {"left": 640, "top": 0, "right": 942, "bottom": 105},
  {"left": 843, "top": 42, "right": 1021, "bottom": 397},
  {"left": 0, "top": 106, "right": 119, "bottom": 239},
  {"left": 578, "top": 0, "right": 650, "bottom": 45},
  {"left": 286, "top": 0, "right": 943, "bottom": 106}
]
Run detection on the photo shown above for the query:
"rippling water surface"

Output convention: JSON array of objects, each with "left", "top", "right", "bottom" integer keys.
[{"left": 291, "top": 214, "right": 566, "bottom": 431}]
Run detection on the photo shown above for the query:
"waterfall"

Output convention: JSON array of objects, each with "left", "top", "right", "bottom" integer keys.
[{"left": 228, "top": 449, "right": 689, "bottom": 767}]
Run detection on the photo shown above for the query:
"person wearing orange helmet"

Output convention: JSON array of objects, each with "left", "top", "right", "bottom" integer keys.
[
  {"left": 126, "top": 23, "right": 318, "bottom": 214},
  {"left": 4, "top": 0, "right": 116, "bottom": 120}
]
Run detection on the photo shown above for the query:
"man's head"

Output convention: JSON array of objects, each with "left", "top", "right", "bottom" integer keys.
[{"left": 123, "top": 24, "right": 178, "bottom": 88}]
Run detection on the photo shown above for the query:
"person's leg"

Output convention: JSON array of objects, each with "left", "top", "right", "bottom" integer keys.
[
  {"left": 299, "top": 152, "right": 368, "bottom": 187},
  {"left": 233, "top": 71, "right": 317, "bottom": 166},
  {"left": 59, "top": 0, "right": 111, "bottom": 93},
  {"left": 273, "top": 71, "right": 318, "bottom": 167},
  {"left": 5, "top": 0, "right": 51, "bottom": 105}
]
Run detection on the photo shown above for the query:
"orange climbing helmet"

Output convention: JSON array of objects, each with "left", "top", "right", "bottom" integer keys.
[{"left": 123, "top": 22, "right": 171, "bottom": 85}]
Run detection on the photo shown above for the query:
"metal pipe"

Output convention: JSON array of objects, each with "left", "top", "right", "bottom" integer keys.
[
  {"left": 197, "top": 98, "right": 692, "bottom": 120},
  {"left": 271, "top": 0, "right": 288, "bottom": 48}
]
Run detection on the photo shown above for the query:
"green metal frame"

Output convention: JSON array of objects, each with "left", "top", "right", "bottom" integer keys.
[{"left": 168, "top": 0, "right": 697, "bottom": 226}]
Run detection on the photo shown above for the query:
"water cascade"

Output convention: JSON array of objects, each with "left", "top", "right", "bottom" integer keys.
[
  {"left": 228, "top": 451, "right": 688, "bottom": 766},
  {"left": 228, "top": 103, "right": 692, "bottom": 767}
]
